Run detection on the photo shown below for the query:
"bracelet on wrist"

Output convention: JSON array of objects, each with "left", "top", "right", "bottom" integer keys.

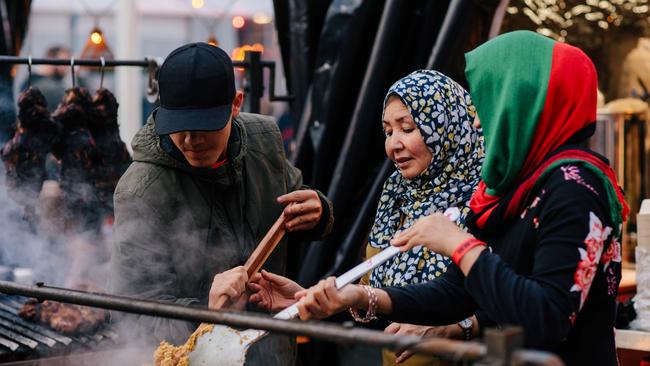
[
  {"left": 349, "top": 285, "right": 378, "bottom": 323},
  {"left": 451, "top": 237, "right": 487, "bottom": 266}
]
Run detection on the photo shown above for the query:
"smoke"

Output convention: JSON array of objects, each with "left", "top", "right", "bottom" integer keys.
[
  {"left": 0, "top": 148, "right": 161, "bottom": 364},
  {"left": 0, "top": 161, "right": 71, "bottom": 286}
]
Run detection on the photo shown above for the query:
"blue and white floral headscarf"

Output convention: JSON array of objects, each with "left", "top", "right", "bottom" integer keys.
[{"left": 369, "top": 70, "right": 484, "bottom": 288}]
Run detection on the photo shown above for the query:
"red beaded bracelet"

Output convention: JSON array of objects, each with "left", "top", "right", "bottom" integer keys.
[{"left": 451, "top": 237, "right": 487, "bottom": 266}]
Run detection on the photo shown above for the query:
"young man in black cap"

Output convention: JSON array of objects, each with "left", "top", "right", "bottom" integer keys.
[{"left": 109, "top": 43, "right": 333, "bottom": 364}]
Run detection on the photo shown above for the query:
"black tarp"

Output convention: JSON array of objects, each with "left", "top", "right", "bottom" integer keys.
[
  {"left": 273, "top": 0, "right": 333, "bottom": 128},
  {"left": 272, "top": 2, "right": 503, "bottom": 362},
  {"left": 274, "top": 0, "right": 502, "bottom": 287}
]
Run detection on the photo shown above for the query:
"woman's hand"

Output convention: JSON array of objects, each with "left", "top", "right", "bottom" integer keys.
[
  {"left": 294, "top": 277, "right": 365, "bottom": 320},
  {"left": 277, "top": 190, "right": 323, "bottom": 232},
  {"left": 385, "top": 322, "right": 460, "bottom": 363},
  {"left": 248, "top": 270, "right": 304, "bottom": 312},
  {"left": 208, "top": 266, "right": 249, "bottom": 311},
  {"left": 391, "top": 213, "right": 472, "bottom": 257}
]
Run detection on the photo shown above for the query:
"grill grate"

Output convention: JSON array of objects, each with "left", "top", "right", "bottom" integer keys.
[{"left": 0, "top": 295, "right": 119, "bottom": 362}]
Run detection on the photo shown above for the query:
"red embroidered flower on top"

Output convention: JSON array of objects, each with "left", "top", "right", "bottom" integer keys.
[
  {"left": 601, "top": 236, "right": 621, "bottom": 271},
  {"left": 570, "top": 212, "right": 612, "bottom": 309}
]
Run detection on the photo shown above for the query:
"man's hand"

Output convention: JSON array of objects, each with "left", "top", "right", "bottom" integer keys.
[
  {"left": 248, "top": 270, "right": 304, "bottom": 312},
  {"left": 208, "top": 266, "right": 249, "bottom": 310},
  {"left": 277, "top": 190, "right": 323, "bottom": 232}
]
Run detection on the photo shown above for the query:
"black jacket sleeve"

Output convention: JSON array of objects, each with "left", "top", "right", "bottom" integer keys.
[
  {"left": 464, "top": 169, "right": 613, "bottom": 347},
  {"left": 383, "top": 264, "right": 478, "bottom": 325}
]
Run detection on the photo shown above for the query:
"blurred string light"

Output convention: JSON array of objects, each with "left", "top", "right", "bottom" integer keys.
[
  {"left": 81, "top": 25, "right": 113, "bottom": 59},
  {"left": 232, "top": 43, "right": 265, "bottom": 61},
  {"left": 90, "top": 29, "right": 103, "bottom": 45},
  {"left": 79, "top": 0, "right": 115, "bottom": 60},
  {"left": 207, "top": 34, "right": 219, "bottom": 46},
  {"left": 232, "top": 43, "right": 264, "bottom": 71},
  {"left": 253, "top": 13, "right": 273, "bottom": 24},
  {"left": 232, "top": 15, "right": 246, "bottom": 29},
  {"left": 192, "top": 0, "right": 205, "bottom": 9},
  {"left": 506, "top": 0, "right": 650, "bottom": 42}
]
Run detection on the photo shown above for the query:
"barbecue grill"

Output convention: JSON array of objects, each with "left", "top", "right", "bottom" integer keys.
[{"left": 0, "top": 295, "right": 126, "bottom": 364}]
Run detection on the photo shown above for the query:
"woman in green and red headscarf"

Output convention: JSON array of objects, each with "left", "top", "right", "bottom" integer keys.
[{"left": 292, "top": 31, "right": 628, "bottom": 365}]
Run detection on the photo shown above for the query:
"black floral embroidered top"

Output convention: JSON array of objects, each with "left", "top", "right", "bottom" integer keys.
[{"left": 383, "top": 164, "right": 621, "bottom": 366}]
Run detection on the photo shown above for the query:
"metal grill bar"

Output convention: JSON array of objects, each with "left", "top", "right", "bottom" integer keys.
[
  {"left": 0, "top": 335, "right": 19, "bottom": 351},
  {"left": 0, "top": 298, "right": 24, "bottom": 309},
  {"left": 72, "top": 335, "right": 92, "bottom": 346},
  {"left": 0, "top": 324, "right": 38, "bottom": 349},
  {"left": 0, "top": 317, "right": 56, "bottom": 347}
]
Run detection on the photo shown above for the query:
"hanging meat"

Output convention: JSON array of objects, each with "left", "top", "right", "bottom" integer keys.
[
  {"left": 89, "top": 88, "right": 131, "bottom": 216},
  {"left": 1, "top": 87, "right": 59, "bottom": 226},
  {"left": 50, "top": 87, "right": 99, "bottom": 233}
]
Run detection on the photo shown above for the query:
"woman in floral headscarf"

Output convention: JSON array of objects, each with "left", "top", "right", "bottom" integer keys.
[
  {"left": 364, "top": 69, "right": 483, "bottom": 365},
  {"left": 294, "top": 31, "right": 628, "bottom": 365},
  {"left": 249, "top": 70, "right": 484, "bottom": 365},
  {"left": 367, "top": 69, "right": 483, "bottom": 290}
]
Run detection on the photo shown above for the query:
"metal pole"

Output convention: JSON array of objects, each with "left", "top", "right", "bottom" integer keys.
[
  {"left": 0, "top": 281, "right": 564, "bottom": 365},
  {"left": 0, "top": 281, "right": 420, "bottom": 351},
  {"left": 244, "top": 50, "right": 263, "bottom": 114},
  {"left": 0, "top": 55, "right": 151, "bottom": 67}
]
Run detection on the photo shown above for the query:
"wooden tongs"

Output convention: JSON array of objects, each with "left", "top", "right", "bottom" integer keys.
[
  {"left": 152, "top": 211, "right": 290, "bottom": 365},
  {"left": 212, "top": 212, "right": 288, "bottom": 309}
]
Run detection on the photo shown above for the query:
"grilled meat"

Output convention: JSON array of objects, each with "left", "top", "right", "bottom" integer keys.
[
  {"left": 50, "top": 87, "right": 99, "bottom": 231},
  {"left": 1, "top": 88, "right": 59, "bottom": 222},
  {"left": 89, "top": 88, "right": 131, "bottom": 213},
  {"left": 19, "top": 297, "right": 107, "bottom": 335},
  {"left": 18, "top": 298, "right": 39, "bottom": 320}
]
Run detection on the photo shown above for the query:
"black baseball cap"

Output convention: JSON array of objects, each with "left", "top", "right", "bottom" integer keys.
[{"left": 155, "top": 42, "right": 236, "bottom": 135}]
